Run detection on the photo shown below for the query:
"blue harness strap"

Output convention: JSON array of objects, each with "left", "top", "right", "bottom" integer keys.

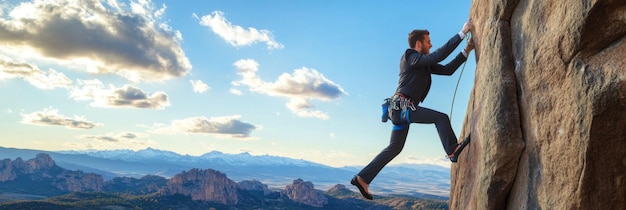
[
  {"left": 392, "top": 124, "right": 408, "bottom": 130},
  {"left": 401, "top": 108, "right": 410, "bottom": 124}
]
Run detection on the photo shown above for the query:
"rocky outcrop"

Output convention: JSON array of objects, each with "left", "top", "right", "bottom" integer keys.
[
  {"left": 326, "top": 184, "right": 358, "bottom": 198},
  {"left": 0, "top": 154, "right": 56, "bottom": 181},
  {"left": 451, "top": 0, "right": 626, "bottom": 209},
  {"left": 104, "top": 175, "right": 167, "bottom": 194},
  {"left": 0, "top": 158, "right": 17, "bottom": 181},
  {"left": 238, "top": 180, "right": 271, "bottom": 195},
  {"left": 327, "top": 184, "right": 348, "bottom": 193},
  {"left": 164, "top": 168, "right": 238, "bottom": 205},
  {"left": 0, "top": 154, "right": 103, "bottom": 192},
  {"left": 53, "top": 171, "right": 103, "bottom": 192},
  {"left": 284, "top": 179, "right": 328, "bottom": 207}
]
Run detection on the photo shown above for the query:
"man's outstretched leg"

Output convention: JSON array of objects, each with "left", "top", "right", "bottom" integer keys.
[
  {"left": 352, "top": 125, "right": 410, "bottom": 199},
  {"left": 409, "top": 106, "right": 470, "bottom": 162},
  {"left": 410, "top": 106, "right": 457, "bottom": 153}
]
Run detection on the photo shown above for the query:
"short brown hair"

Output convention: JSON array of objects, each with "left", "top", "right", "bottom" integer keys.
[{"left": 408, "top": 30, "right": 430, "bottom": 48}]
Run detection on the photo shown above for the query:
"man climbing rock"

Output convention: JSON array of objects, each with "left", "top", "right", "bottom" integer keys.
[{"left": 351, "top": 20, "right": 475, "bottom": 200}]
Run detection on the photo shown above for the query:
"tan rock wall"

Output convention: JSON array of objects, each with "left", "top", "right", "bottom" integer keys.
[
  {"left": 451, "top": 0, "right": 626, "bottom": 209},
  {"left": 165, "top": 168, "right": 238, "bottom": 205}
]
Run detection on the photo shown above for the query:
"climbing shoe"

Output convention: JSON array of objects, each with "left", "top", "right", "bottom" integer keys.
[{"left": 449, "top": 135, "right": 471, "bottom": 163}]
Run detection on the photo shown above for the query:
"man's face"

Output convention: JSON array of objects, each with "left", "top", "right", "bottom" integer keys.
[{"left": 417, "top": 34, "right": 432, "bottom": 54}]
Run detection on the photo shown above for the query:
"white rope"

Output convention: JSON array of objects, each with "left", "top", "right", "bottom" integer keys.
[{"left": 450, "top": 35, "right": 472, "bottom": 122}]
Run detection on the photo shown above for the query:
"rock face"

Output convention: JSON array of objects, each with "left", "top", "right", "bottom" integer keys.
[
  {"left": 451, "top": 0, "right": 626, "bottom": 209},
  {"left": 0, "top": 154, "right": 103, "bottom": 192},
  {"left": 238, "top": 180, "right": 271, "bottom": 195},
  {"left": 284, "top": 179, "right": 328, "bottom": 207},
  {"left": 104, "top": 175, "right": 168, "bottom": 194},
  {"left": 164, "top": 168, "right": 238, "bottom": 205},
  {"left": 53, "top": 171, "right": 103, "bottom": 192}
]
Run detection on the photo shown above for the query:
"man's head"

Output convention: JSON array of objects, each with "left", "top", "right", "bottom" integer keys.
[{"left": 408, "top": 30, "right": 431, "bottom": 54}]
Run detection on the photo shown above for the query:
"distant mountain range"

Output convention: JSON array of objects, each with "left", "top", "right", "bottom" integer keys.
[
  {"left": 0, "top": 154, "right": 448, "bottom": 209},
  {"left": 0, "top": 146, "right": 451, "bottom": 199}
]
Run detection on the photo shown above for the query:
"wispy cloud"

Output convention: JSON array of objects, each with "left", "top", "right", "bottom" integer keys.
[
  {"left": 0, "top": 0, "right": 191, "bottom": 82},
  {"left": 0, "top": 56, "right": 72, "bottom": 89},
  {"left": 78, "top": 132, "right": 140, "bottom": 143},
  {"left": 70, "top": 79, "right": 170, "bottom": 109},
  {"left": 70, "top": 132, "right": 155, "bottom": 151},
  {"left": 195, "top": 11, "right": 284, "bottom": 50},
  {"left": 231, "top": 59, "right": 347, "bottom": 119},
  {"left": 151, "top": 115, "right": 258, "bottom": 139},
  {"left": 190, "top": 79, "right": 210, "bottom": 93},
  {"left": 20, "top": 107, "right": 101, "bottom": 129}
]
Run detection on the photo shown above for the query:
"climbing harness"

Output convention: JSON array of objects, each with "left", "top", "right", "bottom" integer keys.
[
  {"left": 390, "top": 93, "right": 416, "bottom": 122},
  {"left": 380, "top": 93, "right": 416, "bottom": 130}
]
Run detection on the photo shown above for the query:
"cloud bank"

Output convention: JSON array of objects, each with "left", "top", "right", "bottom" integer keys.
[
  {"left": 231, "top": 59, "right": 347, "bottom": 119},
  {"left": 152, "top": 115, "right": 258, "bottom": 139},
  {"left": 0, "top": 0, "right": 191, "bottom": 82}
]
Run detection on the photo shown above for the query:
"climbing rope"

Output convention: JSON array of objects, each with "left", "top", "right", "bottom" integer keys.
[{"left": 449, "top": 34, "right": 472, "bottom": 122}]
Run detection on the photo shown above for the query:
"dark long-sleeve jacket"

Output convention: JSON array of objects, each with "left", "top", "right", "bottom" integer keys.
[{"left": 396, "top": 34, "right": 467, "bottom": 103}]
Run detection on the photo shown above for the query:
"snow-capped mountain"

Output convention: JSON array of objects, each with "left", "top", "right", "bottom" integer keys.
[{"left": 62, "top": 147, "right": 327, "bottom": 167}]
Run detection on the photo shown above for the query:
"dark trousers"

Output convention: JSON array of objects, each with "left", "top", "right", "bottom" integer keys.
[{"left": 357, "top": 106, "right": 458, "bottom": 184}]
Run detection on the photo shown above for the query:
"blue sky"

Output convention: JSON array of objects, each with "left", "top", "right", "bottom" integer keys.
[{"left": 0, "top": 0, "right": 475, "bottom": 168}]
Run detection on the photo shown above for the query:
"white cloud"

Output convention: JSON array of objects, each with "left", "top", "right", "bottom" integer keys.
[
  {"left": 196, "top": 11, "right": 284, "bottom": 50},
  {"left": 287, "top": 98, "right": 329, "bottom": 119},
  {"left": 190, "top": 79, "right": 210, "bottom": 93},
  {"left": 229, "top": 88, "right": 243, "bottom": 95},
  {"left": 70, "top": 79, "right": 170, "bottom": 109},
  {"left": 20, "top": 107, "right": 101, "bottom": 129},
  {"left": 232, "top": 59, "right": 347, "bottom": 119},
  {"left": 0, "top": 56, "right": 72, "bottom": 89},
  {"left": 151, "top": 115, "right": 258, "bottom": 139},
  {"left": 404, "top": 156, "right": 452, "bottom": 168},
  {"left": 0, "top": 0, "right": 191, "bottom": 82}
]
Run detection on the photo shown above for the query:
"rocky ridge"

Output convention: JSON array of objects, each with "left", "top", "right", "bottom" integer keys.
[
  {"left": 1, "top": 154, "right": 448, "bottom": 208},
  {"left": 0, "top": 154, "right": 339, "bottom": 207},
  {"left": 0, "top": 153, "right": 103, "bottom": 192}
]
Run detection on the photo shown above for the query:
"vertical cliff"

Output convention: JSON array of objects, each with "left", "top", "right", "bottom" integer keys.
[
  {"left": 450, "top": 0, "right": 626, "bottom": 209},
  {"left": 164, "top": 168, "right": 238, "bottom": 205}
]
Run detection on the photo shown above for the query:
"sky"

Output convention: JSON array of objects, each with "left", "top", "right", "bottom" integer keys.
[{"left": 0, "top": 0, "right": 476, "bottom": 168}]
